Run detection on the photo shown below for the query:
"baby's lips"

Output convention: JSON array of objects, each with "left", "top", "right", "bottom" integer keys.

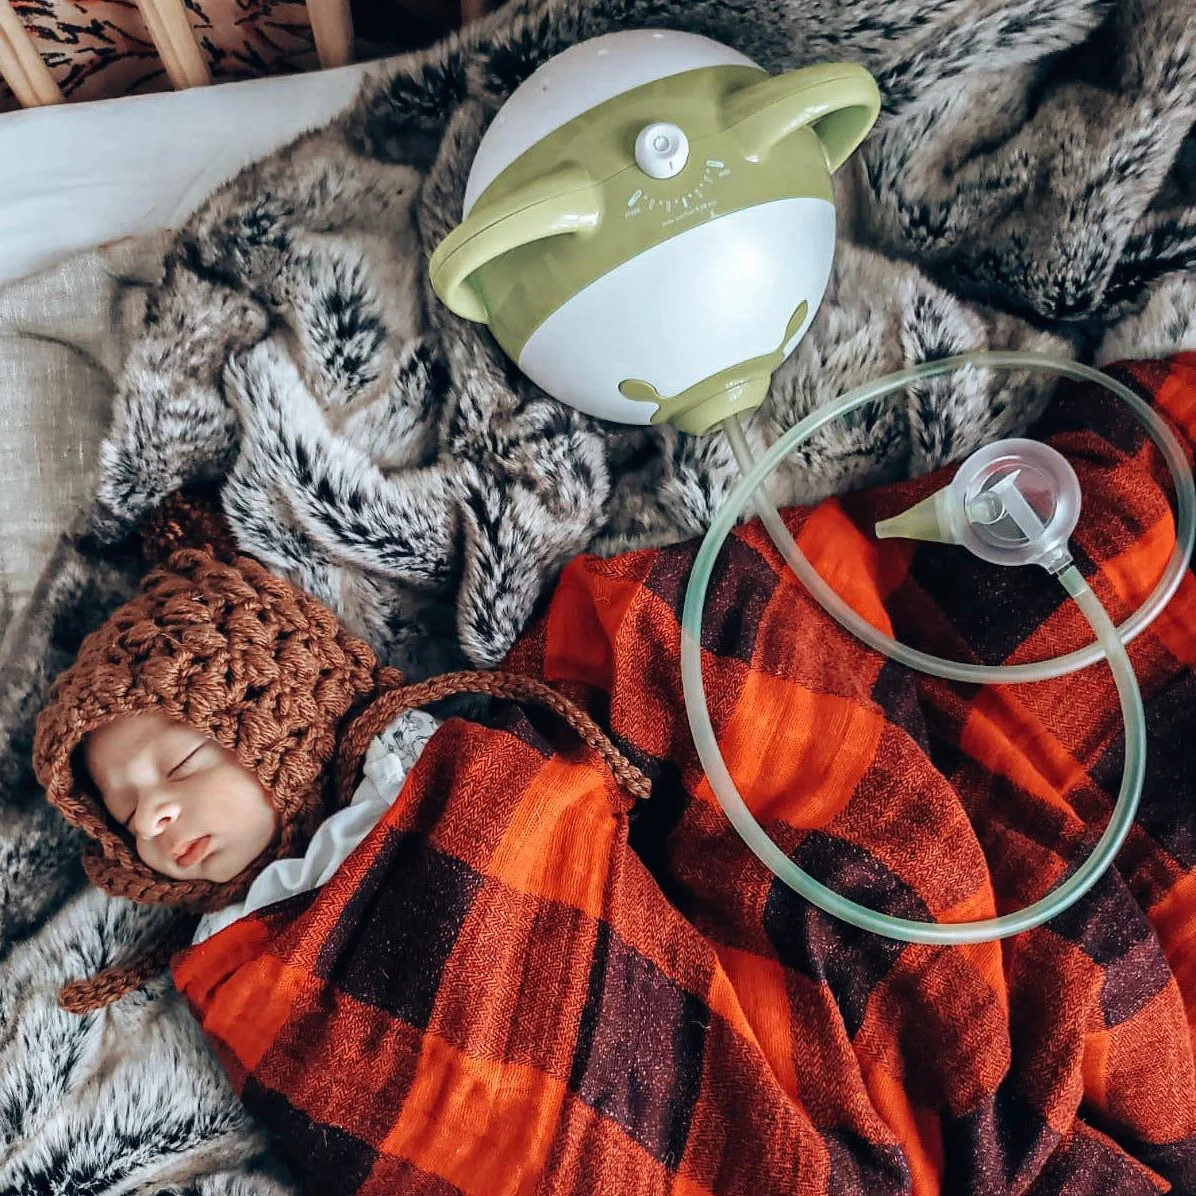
[{"left": 173, "top": 834, "right": 212, "bottom": 869}]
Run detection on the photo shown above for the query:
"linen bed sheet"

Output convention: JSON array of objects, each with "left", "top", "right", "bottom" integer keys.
[{"left": 0, "top": 234, "right": 167, "bottom": 645}]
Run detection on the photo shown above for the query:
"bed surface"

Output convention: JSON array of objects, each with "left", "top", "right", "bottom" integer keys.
[
  {"left": 0, "top": 60, "right": 387, "bottom": 628},
  {"left": 0, "top": 60, "right": 382, "bottom": 285}
]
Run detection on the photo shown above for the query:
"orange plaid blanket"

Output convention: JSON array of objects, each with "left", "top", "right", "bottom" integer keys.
[{"left": 175, "top": 356, "right": 1196, "bottom": 1195}]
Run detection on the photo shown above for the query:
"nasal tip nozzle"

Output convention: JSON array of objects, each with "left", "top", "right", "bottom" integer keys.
[{"left": 874, "top": 487, "right": 960, "bottom": 545}]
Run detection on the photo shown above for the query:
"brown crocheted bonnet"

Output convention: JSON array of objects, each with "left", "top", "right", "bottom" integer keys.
[{"left": 33, "top": 546, "right": 380, "bottom": 912}]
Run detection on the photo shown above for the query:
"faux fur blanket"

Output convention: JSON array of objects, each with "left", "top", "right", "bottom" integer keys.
[{"left": 1, "top": 0, "right": 1194, "bottom": 1190}]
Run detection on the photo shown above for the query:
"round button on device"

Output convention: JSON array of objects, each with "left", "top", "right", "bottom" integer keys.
[{"left": 634, "top": 122, "right": 690, "bottom": 179}]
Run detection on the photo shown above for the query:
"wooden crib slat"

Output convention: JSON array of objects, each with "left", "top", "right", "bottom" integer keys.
[
  {"left": 137, "top": 0, "right": 211, "bottom": 90},
  {"left": 0, "top": 0, "right": 63, "bottom": 107},
  {"left": 306, "top": 0, "right": 354, "bottom": 69}
]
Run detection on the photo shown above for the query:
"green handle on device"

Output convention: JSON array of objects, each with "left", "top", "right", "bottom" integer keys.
[
  {"left": 428, "top": 163, "right": 604, "bottom": 322},
  {"left": 723, "top": 62, "right": 881, "bottom": 169},
  {"left": 427, "top": 60, "right": 880, "bottom": 330}
]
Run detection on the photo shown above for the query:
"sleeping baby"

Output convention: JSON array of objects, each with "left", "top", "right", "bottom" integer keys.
[{"left": 31, "top": 500, "right": 625, "bottom": 1012}]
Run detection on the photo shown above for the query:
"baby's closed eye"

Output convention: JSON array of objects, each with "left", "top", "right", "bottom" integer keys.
[{"left": 168, "top": 743, "right": 208, "bottom": 779}]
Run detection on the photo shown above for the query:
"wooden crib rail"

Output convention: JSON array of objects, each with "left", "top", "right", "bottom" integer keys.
[
  {"left": 0, "top": 1, "right": 507, "bottom": 109},
  {"left": 307, "top": 0, "right": 355, "bottom": 75},
  {"left": 0, "top": 0, "right": 63, "bottom": 106},
  {"left": 138, "top": 0, "right": 212, "bottom": 90},
  {"left": 0, "top": 0, "right": 361, "bottom": 108}
]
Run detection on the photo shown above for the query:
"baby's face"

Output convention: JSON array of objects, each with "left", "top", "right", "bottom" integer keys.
[{"left": 84, "top": 711, "right": 277, "bottom": 883}]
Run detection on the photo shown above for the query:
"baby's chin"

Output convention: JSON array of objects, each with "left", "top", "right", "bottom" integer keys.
[{"left": 202, "top": 850, "right": 255, "bottom": 884}]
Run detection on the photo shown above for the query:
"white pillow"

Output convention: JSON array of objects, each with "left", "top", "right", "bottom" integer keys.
[{"left": 0, "top": 63, "right": 377, "bottom": 286}]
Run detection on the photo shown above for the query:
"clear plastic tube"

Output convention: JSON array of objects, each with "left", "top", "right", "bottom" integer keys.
[
  {"left": 680, "top": 351, "right": 1191, "bottom": 942},
  {"left": 719, "top": 353, "right": 1195, "bottom": 684}
]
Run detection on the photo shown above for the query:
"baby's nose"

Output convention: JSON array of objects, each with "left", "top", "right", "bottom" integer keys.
[{"left": 137, "top": 795, "right": 179, "bottom": 838}]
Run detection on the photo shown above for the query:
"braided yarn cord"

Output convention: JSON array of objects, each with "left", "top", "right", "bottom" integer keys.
[{"left": 336, "top": 669, "right": 652, "bottom": 812}]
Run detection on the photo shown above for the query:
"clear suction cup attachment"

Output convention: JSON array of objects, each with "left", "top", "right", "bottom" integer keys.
[{"left": 875, "top": 438, "right": 1082, "bottom": 572}]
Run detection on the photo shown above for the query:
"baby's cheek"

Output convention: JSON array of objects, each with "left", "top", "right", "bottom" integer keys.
[
  {"left": 134, "top": 838, "right": 167, "bottom": 874},
  {"left": 256, "top": 794, "right": 280, "bottom": 847},
  {"left": 247, "top": 776, "right": 277, "bottom": 830},
  {"left": 225, "top": 768, "right": 276, "bottom": 840}
]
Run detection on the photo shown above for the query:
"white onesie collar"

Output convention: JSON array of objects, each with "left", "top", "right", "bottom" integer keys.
[{"left": 193, "top": 709, "right": 439, "bottom": 944}]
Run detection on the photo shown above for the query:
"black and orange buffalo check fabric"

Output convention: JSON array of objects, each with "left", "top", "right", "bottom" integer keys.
[{"left": 175, "top": 355, "right": 1196, "bottom": 1195}]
